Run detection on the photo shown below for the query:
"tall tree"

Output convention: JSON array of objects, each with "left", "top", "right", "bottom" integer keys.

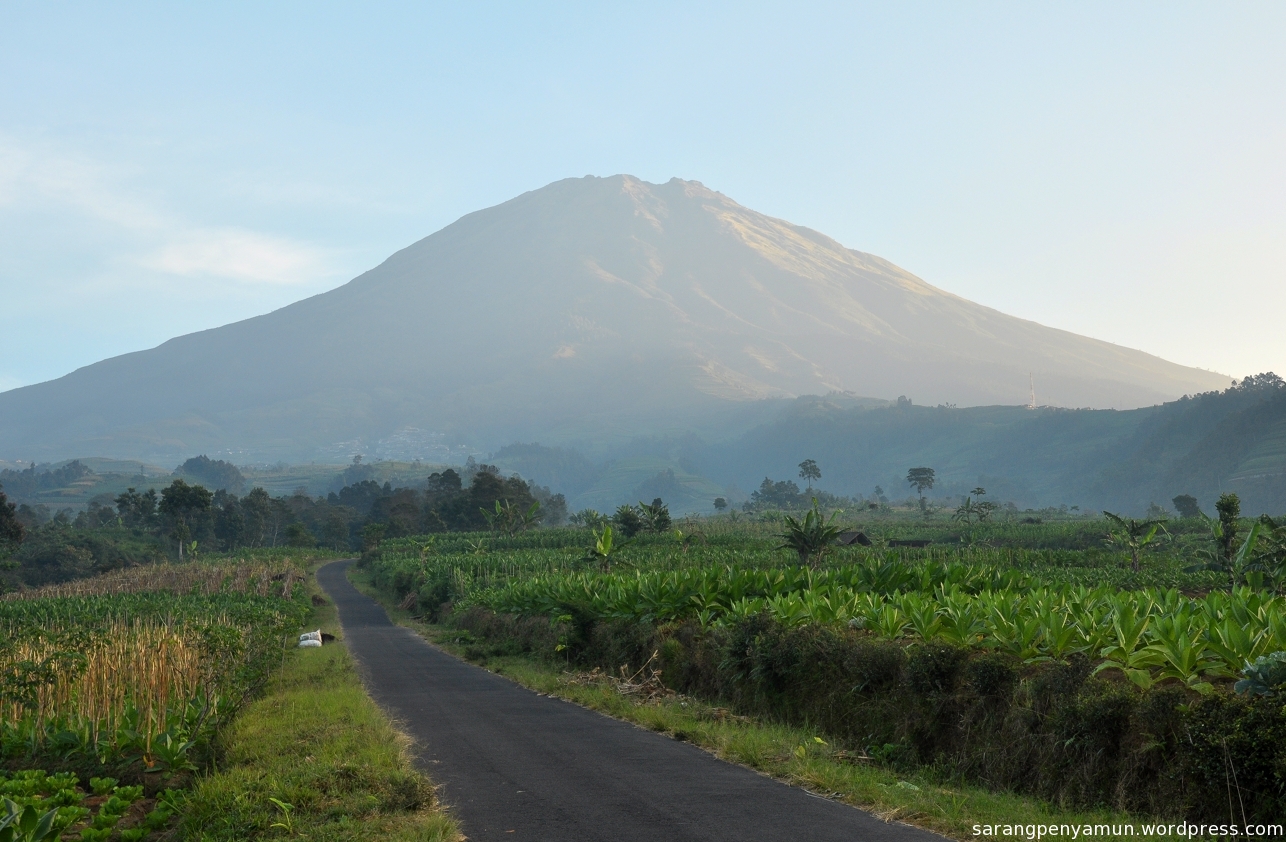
[
  {"left": 1172, "top": 494, "right": 1202, "bottom": 519},
  {"left": 158, "top": 479, "right": 213, "bottom": 558},
  {"left": 115, "top": 487, "right": 158, "bottom": 528},
  {"left": 240, "top": 488, "right": 272, "bottom": 547},
  {"left": 906, "top": 467, "right": 936, "bottom": 512},
  {"left": 798, "top": 459, "right": 821, "bottom": 489}
]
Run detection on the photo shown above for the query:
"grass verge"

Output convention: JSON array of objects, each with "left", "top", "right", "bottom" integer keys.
[
  {"left": 175, "top": 567, "right": 460, "bottom": 841},
  {"left": 348, "top": 565, "right": 1212, "bottom": 842}
]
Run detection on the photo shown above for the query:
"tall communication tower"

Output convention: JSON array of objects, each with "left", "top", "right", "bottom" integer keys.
[{"left": 1028, "top": 373, "right": 1036, "bottom": 410}]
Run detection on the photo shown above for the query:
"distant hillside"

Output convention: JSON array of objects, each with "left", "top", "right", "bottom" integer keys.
[
  {"left": 7, "top": 378, "right": 1279, "bottom": 518},
  {"left": 689, "top": 374, "right": 1286, "bottom": 515},
  {"left": 0, "top": 175, "right": 1227, "bottom": 466}
]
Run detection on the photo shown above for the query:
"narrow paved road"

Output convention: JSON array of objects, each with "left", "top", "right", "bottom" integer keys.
[{"left": 318, "top": 560, "right": 944, "bottom": 842}]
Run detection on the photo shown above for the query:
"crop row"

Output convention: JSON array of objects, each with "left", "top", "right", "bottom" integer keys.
[
  {"left": 3, "top": 560, "right": 300, "bottom": 602},
  {"left": 468, "top": 567, "right": 1284, "bottom": 692},
  {"left": 0, "top": 563, "right": 308, "bottom": 769},
  {"left": 465, "top": 560, "right": 1028, "bottom": 619},
  {"left": 369, "top": 532, "right": 1223, "bottom": 599},
  {"left": 1, "top": 768, "right": 174, "bottom": 841}
]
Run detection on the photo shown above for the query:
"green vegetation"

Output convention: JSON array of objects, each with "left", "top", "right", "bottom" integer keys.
[
  {"left": 177, "top": 598, "right": 459, "bottom": 842},
  {"left": 358, "top": 503, "right": 1286, "bottom": 827},
  {"left": 1102, "top": 511, "right": 1168, "bottom": 572},
  {"left": 0, "top": 556, "right": 459, "bottom": 840},
  {"left": 1, "top": 561, "right": 310, "bottom": 780},
  {"left": 0, "top": 457, "right": 563, "bottom": 593},
  {"left": 706, "top": 372, "right": 1286, "bottom": 516},
  {"left": 775, "top": 499, "right": 843, "bottom": 566},
  {"left": 353, "top": 568, "right": 1196, "bottom": 842},
  {"left": 0, "top": 769, "right": 176, "bottom": 842}
]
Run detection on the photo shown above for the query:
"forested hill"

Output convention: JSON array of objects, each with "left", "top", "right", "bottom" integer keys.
[{"left": 688, "top": 374, "right": 1286, "bottom": 514}]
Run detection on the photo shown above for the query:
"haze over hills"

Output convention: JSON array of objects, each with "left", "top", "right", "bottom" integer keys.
[
  {"left": 0, "top": 175, "right": 1228, "bottom": 467},
  {"left": 691, "top": 375, "right": 1286, "bottom": 515}
]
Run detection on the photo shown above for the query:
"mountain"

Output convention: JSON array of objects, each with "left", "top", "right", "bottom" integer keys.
[{"left": 0, "top": 175, "right": 1229, "bottom": 465}]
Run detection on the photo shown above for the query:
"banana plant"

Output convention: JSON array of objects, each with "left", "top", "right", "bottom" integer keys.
[
  {"left": 1250, "top": 515, "right": 1286, "bottom": 582},
  {"left": 776, "top": 499, "right": 845, "bottom": 567},
  {"left": 1103, "top": 511, "right": 1168, "bottom": 572},
  {"left": 952, "top": 496, "right": 983, "bottom": 526},
  {"left": 583, "top": 525, "right": 630, "bottom": 572}
]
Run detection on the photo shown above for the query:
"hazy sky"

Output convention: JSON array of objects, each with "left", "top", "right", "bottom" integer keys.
[{"left": 2, "top": 2, "right": 1283, "bottom": 394}]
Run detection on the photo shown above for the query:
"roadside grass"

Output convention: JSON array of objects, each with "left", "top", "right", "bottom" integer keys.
[
  {"left": 349, "top": 565, "right": 1204, "bottom": 842},
  {"left": 175, "top": 567, "right": 460, "bottom": 841}
]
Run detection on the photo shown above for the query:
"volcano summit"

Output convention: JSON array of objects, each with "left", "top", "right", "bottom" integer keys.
[{"left": 0, "top": 175, "right": 1227, "bottom": 463}]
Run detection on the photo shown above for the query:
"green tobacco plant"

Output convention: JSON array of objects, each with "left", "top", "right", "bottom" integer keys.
[
  {"left": 0, "top": 798, "right": 58, "bottom": 842},
  {"left": 776, "top": 499, "right": 843, "bottom": 568}
]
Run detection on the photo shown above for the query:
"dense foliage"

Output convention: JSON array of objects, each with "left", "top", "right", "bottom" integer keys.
[
  {"left": 0, "top": 462, "right": 94, "bottom": 498},
  {"left": 0, "top": 461, "right": 566, "bottom": 591}
]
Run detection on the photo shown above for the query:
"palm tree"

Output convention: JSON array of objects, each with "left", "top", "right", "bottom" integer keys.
[{"left": 906, "top": 467, "right": 935, "bottom": 514}]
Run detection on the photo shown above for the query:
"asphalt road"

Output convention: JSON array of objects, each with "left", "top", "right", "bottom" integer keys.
[{"left": 317, "top": 560, "right": 944, "bottom": 842}]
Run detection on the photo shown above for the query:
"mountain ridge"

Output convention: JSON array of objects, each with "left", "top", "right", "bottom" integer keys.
[{"left": 0, "top": 174, "right": 1228, "bottom": 464}]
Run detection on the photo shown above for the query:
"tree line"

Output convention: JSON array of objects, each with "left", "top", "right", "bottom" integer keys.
[{"left": 0, "top": 464, "right": 566, "bottom": 589}]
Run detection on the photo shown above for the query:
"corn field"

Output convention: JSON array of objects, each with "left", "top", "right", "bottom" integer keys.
[{"left": 0, "top": 561, "right": 308, "bottom": 767}]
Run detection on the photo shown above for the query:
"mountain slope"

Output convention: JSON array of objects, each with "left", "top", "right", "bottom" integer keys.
[
  {"left": 688, "top": 377, "right": 1286, "bottom": 515},
  {"left": 0, "top": 175, "right": 1228, "bottom": 463}
]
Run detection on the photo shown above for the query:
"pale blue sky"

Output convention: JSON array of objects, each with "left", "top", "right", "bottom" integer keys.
[{"left": 2, "top": 2, "right": 1283, "bottom": 394}]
